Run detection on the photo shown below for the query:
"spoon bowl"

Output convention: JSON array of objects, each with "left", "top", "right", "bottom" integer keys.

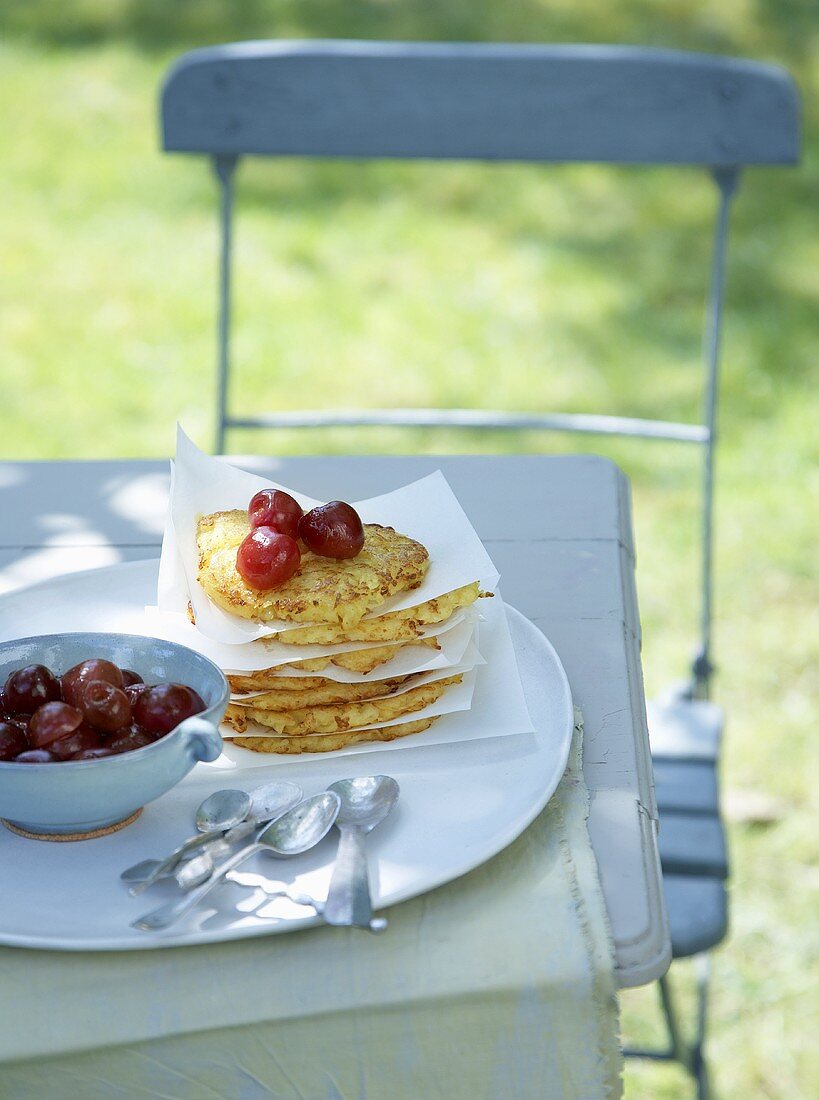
[
  {"left": 329, "top": 776, "right": 400, "bottom": 832},
  {"left": 194, "top": 788, "right": 252, "bottom": 833},
  {"left": 249, "top": 780, "right": 304, "bottom": 824},
  {"left": 173, "top": 849, "right": 217, "bottom": 890},
  {"left": 259, "top": 790, "right": 342, "bottom": 856}
]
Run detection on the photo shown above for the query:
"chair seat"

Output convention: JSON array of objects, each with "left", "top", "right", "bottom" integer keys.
[
  {"left": 653, "top": 759, "right": 719, "bottom": 815},
  {"left": 664, "top": 873, "right": 728, "bottom": 958},
  {"left": 647, "top": 691, "right": 725, "bottom": 762},
  {"left": 658, "top": 811, "right": 728, "bottom": 879}
]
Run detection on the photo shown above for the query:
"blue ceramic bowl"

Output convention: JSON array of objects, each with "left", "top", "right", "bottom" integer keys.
[{"left": 0, "top": 633, "right": 229, "bottom": 837}]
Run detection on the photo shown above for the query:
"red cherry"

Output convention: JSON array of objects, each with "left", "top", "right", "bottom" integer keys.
[
  {"left": 236, "top": 527, "right": 301, "bottom": 590},
  {"left": 80, "top": 680, "right": 131, "bottom": 733},
  {"left": 299, "top": 501, "right": 365, "bottom": 559},
  {"left": 4, "top": 665, "right": 61, "bottom": 714},
  {"left": 28, "top": 702, "right": 84, "bottom": 748},
  {"left": 0, "top": 721, "right": 29, "bottom": 761},
  {"left": 15, "top": 749, "right": 57, "bottom": 763},
  {"left": 134, "top": 684, "right": 206, "bottom": 737},
  {"left": 248, "top": 489, "right": 303, "bottom": 539},
  {"left": 61, "top": 659, "right": 123, "bottom": 708},
  {"left": 120, "top": 669, "right": 144, "bottom": 688},
  {"left": 50, "top": 727, "right": 103, "bottom": 760},
  {"left": 108, "top": 727, "right": 157, "bottom": 754}
]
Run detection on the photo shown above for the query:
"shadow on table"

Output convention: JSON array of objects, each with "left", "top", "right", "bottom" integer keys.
[{"left": 0, "top": 461, "right": 170, "bottom": 592}]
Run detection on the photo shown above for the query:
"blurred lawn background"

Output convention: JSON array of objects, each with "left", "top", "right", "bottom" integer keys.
[{"left": 1, "top": 2, "right": 817, "bottom": 1096}]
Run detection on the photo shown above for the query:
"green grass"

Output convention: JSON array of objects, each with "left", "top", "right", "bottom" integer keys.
[{"left": 1, "top": 3, "right": 818, "bottom": 1096}]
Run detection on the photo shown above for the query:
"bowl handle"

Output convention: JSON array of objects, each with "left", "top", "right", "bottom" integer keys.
[{"left": 179, "top": 717, "right": 223, "bottom": 763}]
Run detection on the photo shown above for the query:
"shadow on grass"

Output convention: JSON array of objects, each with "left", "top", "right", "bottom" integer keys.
[
  {"left": 1, "top": 0, "right": 814, "bottom": 64},
  {"left": 224, "top": 157, "right": 816, "bottom": 405},
  {"left": 3, "top": 1, "right": 814, "bottom": 424},
  {"left": 1, "top": 0, "right": 566, "bottom": 52}
]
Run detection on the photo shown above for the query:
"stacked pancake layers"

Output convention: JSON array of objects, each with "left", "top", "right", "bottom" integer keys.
[
  {"left": 152, "top": 430, "right": 500, "bottom": 758},
  {"left": 198, "top": 509, "right": 486, "bottom": 753}
]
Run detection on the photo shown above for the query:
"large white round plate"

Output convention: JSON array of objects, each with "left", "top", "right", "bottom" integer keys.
[{"left": 0, "top": 560, "right": 573, "bottom": 950}]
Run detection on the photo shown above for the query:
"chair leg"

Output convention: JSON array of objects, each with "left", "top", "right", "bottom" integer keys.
[
  {"left": 692, "top": 955, "right": 712, "bottom": 1100},
  {"left": 660, "top": 960, "right": 714, "bottom": 1099},
  {"left": 624, "top": 957, "right": 714, "bottom": 1099},
  {"left": 658, "top": 973, "right": 689, "bottom": 1069}
]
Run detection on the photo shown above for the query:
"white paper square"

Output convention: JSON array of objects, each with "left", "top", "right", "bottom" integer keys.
[
  {"left": 200, "top": 596, "right": 532, "bottom": 769},
  {"left": 143, "top": 604, "right": 477, "bottom": 674},
  {"left": 160, "top": 427, "right": 499, "bottom": 644},
  {"left": 230, "top": 644, "right": 482, "bottom": 704},
  {"left": 249, "top": 614, "right": 480, "bottom": 683},
  {"left": 231, "top": 631, "right": 484, "bottom": 699}
]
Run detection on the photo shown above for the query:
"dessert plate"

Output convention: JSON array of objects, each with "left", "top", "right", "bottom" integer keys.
[{"left": 0, "top": 560, "right": 573, "bottom": 950}]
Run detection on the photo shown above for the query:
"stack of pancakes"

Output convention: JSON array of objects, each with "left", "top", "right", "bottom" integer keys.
[{"left": 195, "top": 510, "right": 483, "bottom": 754}]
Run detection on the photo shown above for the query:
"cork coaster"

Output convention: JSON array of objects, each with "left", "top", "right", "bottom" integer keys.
[{"left": 2, "top": 808, "right": 142, "bottom": 842}]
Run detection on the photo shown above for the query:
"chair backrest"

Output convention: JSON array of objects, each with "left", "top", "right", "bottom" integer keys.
[
  {"left": 160, "top": 42, "right": 800, "bottom": 697},
  {"left": 162, "top": 41, "right": 798, "bottom": 165}
]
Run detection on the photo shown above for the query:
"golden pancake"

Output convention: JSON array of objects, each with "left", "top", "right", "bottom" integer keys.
[
  {"left": 226, "top": 637, "right": 440, "bottom": 692},
  {"left": 232, "top": 675, "right": 415, "bottom": 710},
  {"left": 314, "top": 637, "right": 440, "bottom": 672},
  {"left": 274, "top": 583, "right": 483, "bottom": 646},
  {"left": 231, "top": 717, "right": 437, "bottom": 755},
  {"left": 230, "top": 673, "right": 341, "bottom": 693},
  {"left": 197, "top": 510, "right": 428, "bottom": 628},
  {"left": 223, "top": 675, "right": 461, "bottom": 737}
]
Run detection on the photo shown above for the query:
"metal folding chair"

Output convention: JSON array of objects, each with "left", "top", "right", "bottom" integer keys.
[{"left": 160, "top": 42, "right": 800, "bottom": 1096}]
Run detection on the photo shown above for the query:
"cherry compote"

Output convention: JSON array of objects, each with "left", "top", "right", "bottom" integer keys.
[
  {"left": 50, "top": 727, "right": 103, "bottom": 760},
  {"left": 80, "top": 680, "right": 131, "bottom": 733},
  {"left": 124, "top": 682, "right": 148, "bottom": 704},
  {"left": 61, "top": 659, "right": 123, "bottom": 708},
  {"left": 108, "top": 727, "right": 156, "bottom": 754},
  {"left": 0, "top": 657, "right": 209, "bottom": 762},
  {"left": 4, "top": 664, "right": 61, "bottom": 714},
  {"left": 0, "top": 721, "right": 28, "bottom": 761},
  {"left": 28, "top": 702, "right": 83, "bottom": 748},
  {"left": 133, "top": 684, "right": 205, "bottom": 737}
]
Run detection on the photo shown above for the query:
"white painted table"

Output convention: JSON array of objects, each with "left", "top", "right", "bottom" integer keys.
[{"left": 0, "top": 455, "right": 669, "bottom": 1085}]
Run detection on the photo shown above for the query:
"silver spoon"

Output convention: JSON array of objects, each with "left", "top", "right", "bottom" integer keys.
[
  {"left": 122, "top": 788, "right": 253, "bottom": 891},
  {"left": 173, "top": 849, "right": 220, "bottom": 890},
  {"left": 122, "top": 780, "right": 303, "bottom": 892},
  {"left": 323, "top": 776, "right": 399, "bottom": 933},
  {"left": 196, "top": 787, "right": 252, "bottom": 832},
  {"left": 250, "top": 781, "right": 304, "bottom": 822},
  {"left": 173, "top": 828, "right": 251, "bottom": 890},
  {"left": 132, "top": 791, "right": 341, "bottom": 932},
  {"left": 172, "top": 779, "right": 310, "bottom": 890}
]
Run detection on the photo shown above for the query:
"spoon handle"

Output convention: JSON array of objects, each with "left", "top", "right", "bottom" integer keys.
[
  {"left": 132, "top": 841, "right": 263, "bottom": 931},
  {"left": 323, "top": 824, "right": 378, "bottom": 930},
  {"left": 124, "top": 828, "right": 228, "bottom": 894}
]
